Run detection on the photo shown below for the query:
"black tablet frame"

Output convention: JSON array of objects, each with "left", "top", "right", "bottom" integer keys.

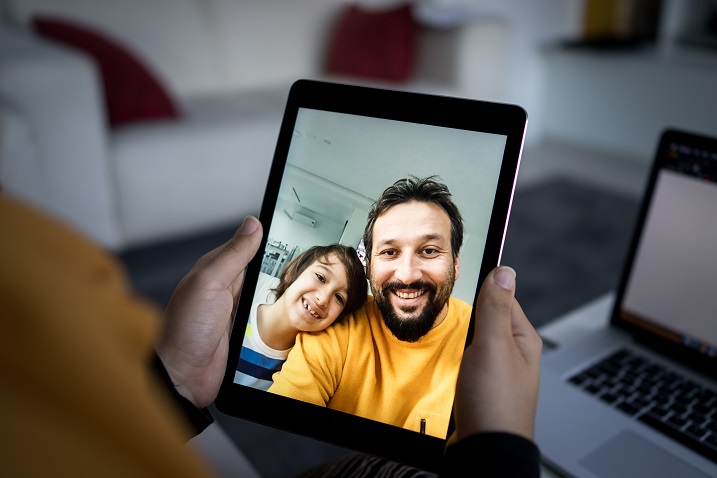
[{"left": 216, "top": 79, "right": 527, "bottom": 472}]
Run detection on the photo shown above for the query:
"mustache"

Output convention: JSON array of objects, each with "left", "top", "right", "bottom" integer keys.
[{"left": 381, "top": 280, "right": 436, "bottom": 294}]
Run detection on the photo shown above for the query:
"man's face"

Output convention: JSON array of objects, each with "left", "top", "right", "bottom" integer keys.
[{"left": 368, "top": 201, "right": 460, "bottom": 342}]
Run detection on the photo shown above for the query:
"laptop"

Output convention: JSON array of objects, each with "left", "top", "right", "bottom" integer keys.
[{"left": 536, "top": 129, "right": 717, "bottom": 478}]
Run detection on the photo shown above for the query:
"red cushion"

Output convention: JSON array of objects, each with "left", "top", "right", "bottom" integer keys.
[
  {"left": 33, "top": 16, "right": 180, "bottom": 128},
  {"left": 325, "top": 3, "right": 417, "bottom": 83}
]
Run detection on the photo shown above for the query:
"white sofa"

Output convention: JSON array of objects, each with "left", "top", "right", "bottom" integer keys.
[{"left": 0, "top": 0, "right": 510, "bottom": 250}]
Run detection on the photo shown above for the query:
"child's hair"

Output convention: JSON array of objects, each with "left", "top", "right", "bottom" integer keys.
[{"left": 273, "top": 244, "right": 367, "bottom": 320}]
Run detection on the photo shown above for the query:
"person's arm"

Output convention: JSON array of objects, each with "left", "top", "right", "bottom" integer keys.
[{"left": 442, "top": 266, "right": 543, "bottom": 477}]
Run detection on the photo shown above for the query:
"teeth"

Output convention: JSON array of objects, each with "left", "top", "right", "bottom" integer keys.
[
  {"left": 396, "top": 290, "right": 424, "bottom": 299},
  {"left": 303, "top": 299, "right": 319, "bottom": 318}
]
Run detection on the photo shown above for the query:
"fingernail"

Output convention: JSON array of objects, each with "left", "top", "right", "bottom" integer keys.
[
  {"left": 239, "top": 216, "right": 259, "bottom": 235},
  {"left": 493, "top": 266, "right": 516, "bottom": 290}
]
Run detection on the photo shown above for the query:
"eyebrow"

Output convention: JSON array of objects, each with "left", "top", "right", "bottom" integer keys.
[{"left": 377, "top": 233, "right": 447, "bottom": 247}]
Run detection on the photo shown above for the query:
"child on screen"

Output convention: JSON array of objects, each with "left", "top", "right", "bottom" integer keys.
[{"left": 234, "top": 244, "right": 367, "bottom": 390}]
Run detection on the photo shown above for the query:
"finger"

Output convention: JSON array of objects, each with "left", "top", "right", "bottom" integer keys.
[
  {"left": 472, "top": 266, "right": 517, "bottom": 345},
  {"left": 190, "top": 217, "right": 261, "bottom": 270},
  {"left": 197, "top": 216, "right": 263, "bottom": 287}
]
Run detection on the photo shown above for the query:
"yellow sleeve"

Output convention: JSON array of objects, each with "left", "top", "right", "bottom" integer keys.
[
  {"left": 0, "top": 196, "right": 211, "bottom": 477},
  {"left": 268, "top": 321, "right": 348, "bottom": 405}
]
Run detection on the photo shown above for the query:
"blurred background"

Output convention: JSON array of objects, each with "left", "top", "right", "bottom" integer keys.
[{"left": 2, "top": 0, "right": 717, "bottom": 476}]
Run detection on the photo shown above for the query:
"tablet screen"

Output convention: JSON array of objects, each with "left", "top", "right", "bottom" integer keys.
[{"left": 217, "top": 80, "right": 526, "bottom": 471}]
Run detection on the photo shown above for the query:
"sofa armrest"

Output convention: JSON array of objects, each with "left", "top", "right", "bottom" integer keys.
[
  {"left": 0, "top": 100, "right": 42, "bottom": 206},
  {"left": 416, "top": 18, "right": 511, "bottom": 102},
  {"left": 0, "top": 26, "right": 121, "bottom": 248}
]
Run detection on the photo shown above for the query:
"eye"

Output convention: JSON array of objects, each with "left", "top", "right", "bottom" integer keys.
[
  {"left": 422, "top": 248, "right": 439, "bottom": 256},
  {"left": 335, "top": 294, "right": 345, "bottom": 306},
  {"left": 379, "top": 249, "right": 397, "bottom": 257},
  {"left": 315, "top": 273, "right": 326, "bottom": 283}
]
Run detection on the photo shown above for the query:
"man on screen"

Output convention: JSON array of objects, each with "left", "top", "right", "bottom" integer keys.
[{"left": 269, "top": 176, "right": 472, "bottom": 438}]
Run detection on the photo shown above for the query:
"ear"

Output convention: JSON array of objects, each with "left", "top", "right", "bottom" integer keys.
[{"left": 454, "top": 255, "right": 460, "bottom": 282}]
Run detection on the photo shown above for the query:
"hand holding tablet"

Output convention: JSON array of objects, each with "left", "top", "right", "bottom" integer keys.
[{"left": 156, "top": 215, "right": 264, "bottom": 408}]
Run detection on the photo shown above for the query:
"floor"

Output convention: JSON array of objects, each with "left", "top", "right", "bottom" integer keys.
[{"left": 121, "top": 137, "right": 652, "bottom": 477}]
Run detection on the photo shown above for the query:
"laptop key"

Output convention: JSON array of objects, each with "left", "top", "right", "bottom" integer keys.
[
  {"left": 600, "top": 393, "right": 619, "bottom": 404},
  {"left": 586, "top": 383, "right": 603, "bottom": 394},
  {"left": 694, "top": 402, "right": 713, "bottom": 415},
  {"left": 688, "top": 411, "right": 708, "bottom": 424},
  {"left": 618, "top": 402, "right": 641, "bottom": 416},
  {"left": 569, "top": 373, "right": 590, "bottom": 386},
  {"left": 687, "top": 425, "right": 708, "bottom": 439},
  {"left": 668, "top": 415, "right": 688, "bottom": 429},
  {"left": 707, "top": 421, "right": 717, "bottom": 434},
  {"left": 651, "top": 406, "right": 670, "bottom": 418},
  {"left": 631, "top": 397, "right": 652, "bottom": 410}
]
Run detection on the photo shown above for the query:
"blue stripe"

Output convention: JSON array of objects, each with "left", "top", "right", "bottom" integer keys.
[
  {"left": 237, "top": 357, "right": 281, "bottom": 382},
  {"left": 239, "top": 346, "right": 285, "bottom": 370},
  {"left": 237, "top": 347, "right": 285, "bottom": 382}
]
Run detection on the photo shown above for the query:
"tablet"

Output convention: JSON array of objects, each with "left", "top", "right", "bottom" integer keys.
[{"left": 216, "top": 79, "right": 527, "bottom": 472}]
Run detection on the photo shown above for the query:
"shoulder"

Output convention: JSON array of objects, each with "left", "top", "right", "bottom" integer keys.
[
  {"left": 297, "top": 296, "right": 376, "bottom": 347},
  {"left": 328, "top": 296, "right": 379, "bottom": 330},
  {"left": 448, "top": 296, "right": 473, "bottom": 319}
]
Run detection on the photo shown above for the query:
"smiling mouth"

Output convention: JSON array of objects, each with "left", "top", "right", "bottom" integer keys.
[
  {"left": 302, "top": 298, "right": 321, "bottom": 319},
  {"left": 393, "top": 289, "right": 425, "bottom": 300}
]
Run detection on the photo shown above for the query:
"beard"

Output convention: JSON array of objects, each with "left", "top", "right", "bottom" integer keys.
[{"left": 371, "top": 270, "right": 455, "bottom": 343}]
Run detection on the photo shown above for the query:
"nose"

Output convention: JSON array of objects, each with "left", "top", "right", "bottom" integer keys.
[
  {"left": 315, "top": 287, "right": 329, "bottom": 309},
  {"left": 393, "top": 254, "right": 422, "bottom": 285}
]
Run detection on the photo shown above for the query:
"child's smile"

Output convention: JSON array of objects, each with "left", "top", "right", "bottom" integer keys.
[
  {"left": 302, "top": 297, "right": 322, "bottom": 319},
  {"left": 284, "top": 254, "right": 350, "bottom": 332}
]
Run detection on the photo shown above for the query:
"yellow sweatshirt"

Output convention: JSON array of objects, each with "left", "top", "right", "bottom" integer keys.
[
  {"left": 0, "top": 196, "right": 211, "bottom": 477},
  {"left": 269, "top": 295, "right": 472, "bottom": 438}
]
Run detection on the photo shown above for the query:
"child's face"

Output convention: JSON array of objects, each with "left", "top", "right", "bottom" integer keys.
[{"left": 284, "top": 254, "right": 350, "bottom": 333}]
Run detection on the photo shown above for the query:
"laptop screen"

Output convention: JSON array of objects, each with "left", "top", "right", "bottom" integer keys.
[{"left": 618, "top": 131, "right": 717, "bottom": 362}]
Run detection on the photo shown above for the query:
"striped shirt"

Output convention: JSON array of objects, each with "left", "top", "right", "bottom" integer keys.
[{"left": 234, "top": 301, "right": 291, "bottom": 391}]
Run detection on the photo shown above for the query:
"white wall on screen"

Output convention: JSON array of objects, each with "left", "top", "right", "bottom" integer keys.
[
  {"left": 340, "top": 207, "right": 369, "bottom": 248},
  {"left": 269, "top": 197, "right": 345, "bottom": 253}
]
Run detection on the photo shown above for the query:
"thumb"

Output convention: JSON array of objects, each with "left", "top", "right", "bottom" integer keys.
[
  {"left": 198, "top": 216, "right": 263, "bottom": 286},
  {"left": 472, "top": 266, "right": 517, "bottom": 345}
]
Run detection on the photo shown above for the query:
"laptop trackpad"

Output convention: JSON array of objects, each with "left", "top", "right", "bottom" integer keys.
[{"left": 579, "top": 430, "right": 709, "bottom": 478}]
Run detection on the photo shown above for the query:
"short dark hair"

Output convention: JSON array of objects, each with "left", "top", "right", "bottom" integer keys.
[
  {"left": 363, "top": 176, "right": 464, "bottom": 261},
  {"left": 273, "top": 244, "right": 367, "bottom": 320}
]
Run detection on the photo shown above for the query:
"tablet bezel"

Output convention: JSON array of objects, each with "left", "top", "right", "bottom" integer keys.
[{"left": 216, "top": 79, "right": 527, "bottom": 472}]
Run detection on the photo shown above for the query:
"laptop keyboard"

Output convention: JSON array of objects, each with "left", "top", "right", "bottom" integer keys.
[{"left": 568, "top": 348, "right": 717, "bottom": 464}]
